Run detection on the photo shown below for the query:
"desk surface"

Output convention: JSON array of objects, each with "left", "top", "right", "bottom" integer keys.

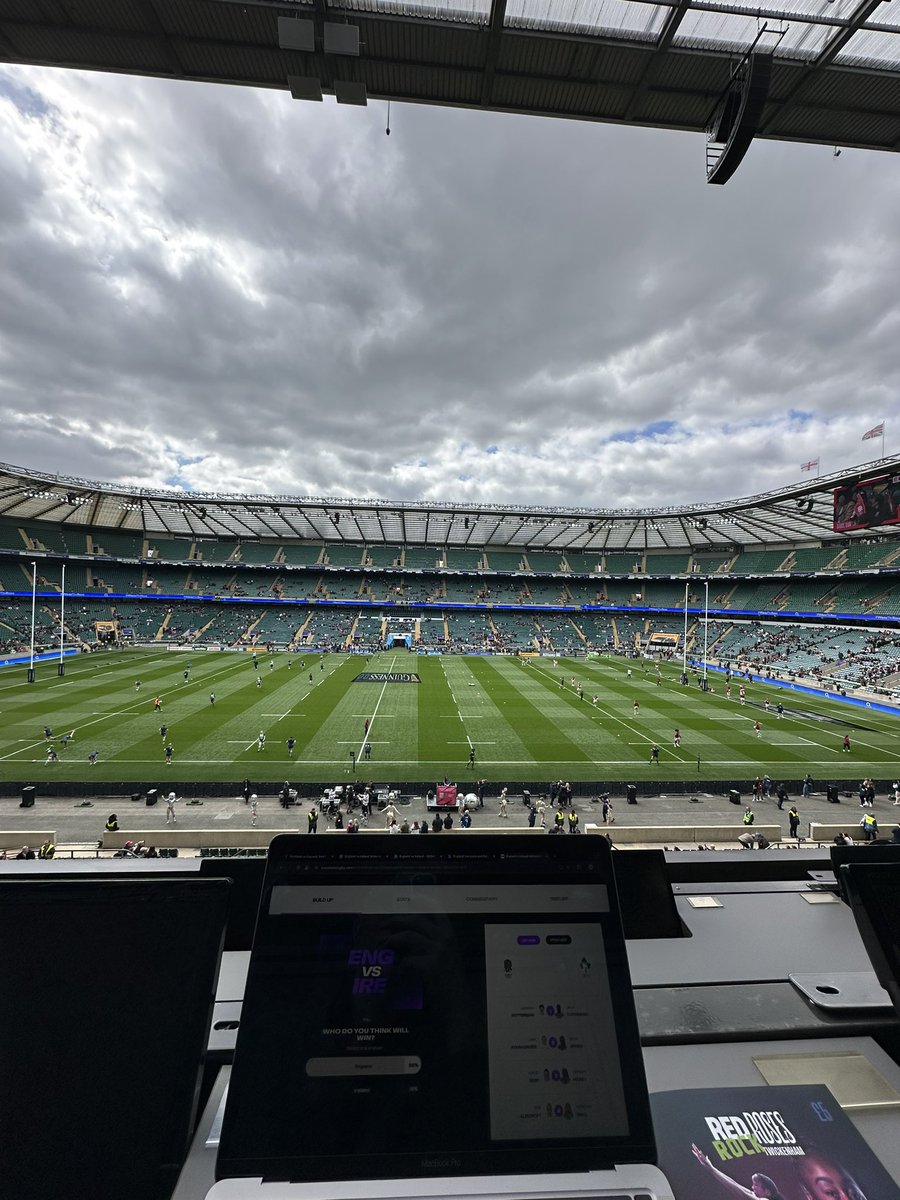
[
  {"left": 215, "top": 891, "right": 873, "bottom": 1001},
  {"left": 175, "top": 1037, "right": 900, "bottom": 1199},
  {"left": 628, "top": 891, "right": 874, "bottom": 987}
]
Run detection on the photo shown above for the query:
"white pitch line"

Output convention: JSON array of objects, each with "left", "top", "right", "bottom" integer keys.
[{"left": 354, "top": 655, "right": 397, "bottom": 759}]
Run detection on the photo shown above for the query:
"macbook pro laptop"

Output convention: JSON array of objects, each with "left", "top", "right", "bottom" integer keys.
[{"left": 209, "top": 833, "right": 673, "bottom": 1200}]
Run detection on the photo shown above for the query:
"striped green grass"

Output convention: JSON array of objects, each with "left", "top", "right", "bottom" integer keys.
[{"left": 1, "top": 648, "right": 897, "bottom": 787}]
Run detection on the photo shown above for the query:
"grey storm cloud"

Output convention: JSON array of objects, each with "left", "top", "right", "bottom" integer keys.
[{"left": 0, "top": 63, "right": 898, "bottom": 510}]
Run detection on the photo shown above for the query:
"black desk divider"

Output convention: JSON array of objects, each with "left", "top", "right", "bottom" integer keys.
[{"left": 0, "top": 877, "right": 230, "bottom": 1200}]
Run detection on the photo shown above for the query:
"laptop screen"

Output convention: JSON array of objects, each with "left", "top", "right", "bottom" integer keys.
[{"left": 217, "top": 833, "right": 654, "bottom": 1184}]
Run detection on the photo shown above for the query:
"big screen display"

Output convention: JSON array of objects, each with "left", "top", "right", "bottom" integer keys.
[{"left": 833, "top": 473, "right": 900, "bottom": 532}]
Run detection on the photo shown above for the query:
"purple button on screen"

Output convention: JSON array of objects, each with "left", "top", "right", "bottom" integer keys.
[{"left": 517, "top": 935, "right": 540, "bottom": 945}]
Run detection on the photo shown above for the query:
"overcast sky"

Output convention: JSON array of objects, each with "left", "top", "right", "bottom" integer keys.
[{"left": 0, "top": 62, "right": 898, "bottom": 512}]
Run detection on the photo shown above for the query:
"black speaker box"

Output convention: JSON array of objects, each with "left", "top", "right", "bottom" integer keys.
[
  {"left": 728, "top": 789, "right": 741, "bottom": 805},
  {"left": 827, "top": 785, "right": 841, "bottom": 804},
  {"left": 20, "top": 785, "right": 36, "bottom": 809},
  {"left": 626, "top": 784, "right": 638, "bottom": 805},
  {"left": 146, "top": 788, "right": 159, "bottom": 807}
]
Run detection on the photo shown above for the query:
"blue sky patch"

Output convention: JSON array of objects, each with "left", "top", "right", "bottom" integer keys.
[{"left": 0, "top": 74, "right": 50, "bottom": 119}]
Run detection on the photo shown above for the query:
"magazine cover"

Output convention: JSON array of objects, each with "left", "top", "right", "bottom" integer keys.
[{"left": 651, "top": 1085, "right": 900, "bottom": 1200}]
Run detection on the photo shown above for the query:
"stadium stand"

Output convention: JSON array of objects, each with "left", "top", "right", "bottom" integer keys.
[
  {"left": 524, "top": 550, "right": 565, "bottom": 573},
  {"left": 147, "top": 538, "right": 194, "bottom": 561}
]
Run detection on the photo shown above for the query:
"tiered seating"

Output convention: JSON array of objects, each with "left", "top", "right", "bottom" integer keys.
[
  {"left": 22, "top": 524, "right": 72, "bottom": 554},
  {"left": 443, "top": 548, "right": 483, "bottom": 569},
  {"left": 692, "top": 554, "right": 734, "bottom": 574},
  {"left": 842, "top": 541, "right": 900, "bottom": 569},
  {"left": 604, "top": 553, "right": 641, "bottom": 574},
  {"left": 522, "top": 582, "right": 567, "bottom": 604},
  {"left": 729, "top": 549, "right": 791, "bottom": 573},
  {"left": 645, "top": 615, "right": 686, "bottom": 635},
  {"left": 143, "top": 566, "right": 190, "bottom": 593},
  {"left": 779, "top": 581, "right": 835, "bottom": 610},
  {"left": 612, "top": 615, "right": 643, "bottom": 650},
  {"left": 90, "top": 531, "right": 144, "bottom": 559},
  {"left": 564, "top": 551, "right": 602, "bottom": 574},
  {"left": 535, "top": 614, "right": 582, "bottom": 654},
  {"left": 301, "top": 608, "right": 356, "bottom": 648},
  {"left": 605, "top": 581, "right": 641, "bottom": 606},
  {"left": 161, "top": 603, "right": 212, "bottom": 641},
  {"left": 238, "top": 542, "right": 280, "bottom": 564},
  {"left": 360, "top": 576, "right": 401, "bottom": 603},
  {"left": 109, "top": 602, "right": 166, "bottom": 641},
  {"left": 353, "top": 614, "right": 385, "bottom": 647},
  {"left": 646, "top": 582, "right": 690, "bottom": 606},
  {"left": 525, "top": 550, "right": 565, "bottom": 573},
  {"left": 402, "top": 547, "right": 440, "bottom": 570},
  {"left": 727, "top": 581, "right": 788, "bottom": 611},
  {"left": 566, "top": 581, "right": 606, "bottom": 604},
  {"left": 445, "top": 611, "right": 496, "bottom": 651},
  {"left": 252, "top": 607, "right": 304, "bottom": 643},
  {"left": 645, "top": 553, "right": 690, "bottom": 574},
  {"left": 148, "top": 538, "right": 194, "bottom": 561},
  {"left": 189, "top": 568, "right": 239, "bottom": 595},
  {"left": 443, "top": 579, "right": 482, "bottom": 602},
  {"left": 788, "top": 547, "right": 844, "bottom": 572},
  {"left": 281, "top": 543, "right": 322, "bottom": 565},
  {"left": 0, "top": 524, "right": 27, "bottom": 550},
  {"left": 65, "top": 601, "right": 117, "bottom": 640},
  {"left": 484, "top": 549, "right": 523, "bottom": 571},
  {"left": 480, "top": 580, "right": 525, "bottom": 602},
  {"left": 576, "top": 613, "right": 616, "bottom": 647},
  {"left": 195, "top": 540, "right": 239, "bottom": 562},
  {"left": 417, "top": 617, "right": 447, "bottom": 647},
  {"left": 195, "top": 604, "right": 257, "bottom": 645},
  {"left": 322, "top": 576, "right": 364, "bottom": 600},
  {"left": 277, "top": 573, "right": 319, "bottom": 599},
  {"left": 91, "top": 565, "right": 144, "bottom": 593},
  {"left": 401, "top": 575, "right": 437, "bottom": 603},
  {"left": 323, "top": 544, "right": 364, "bottom": 567},
  {"left": 492, "top": 612, "right": 540, "bottom": 649},
  {"left": 869, "top": 586, "right": 900, "bottom": 615},
  {"left": 363, "top": 545, "right": 402, "bottom": 568}
]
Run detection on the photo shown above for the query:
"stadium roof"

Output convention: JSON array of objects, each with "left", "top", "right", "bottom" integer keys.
[
  {"left": 1, "top": 0, "right": 899, "bottom": 157},
  {"left": 1, "top": 458, "right": 898, "bottom": 553}
]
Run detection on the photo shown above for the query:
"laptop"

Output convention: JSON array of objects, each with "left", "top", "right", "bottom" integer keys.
[
  {"left": 0, "top": 877, "right": 230, "bottom": 1200},
  {"left": 209, "top": 833, "right": 674, "bottom": 1200}
]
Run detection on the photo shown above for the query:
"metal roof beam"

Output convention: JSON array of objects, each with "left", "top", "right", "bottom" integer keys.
[
  {"left": 622, "top": 0, "right": 692, "bottom": 120},
  {"left": 144, "top": 0, "right": 186, "bottom": 79},
  {"left": 760, "top": 0, "right": 887, "bottom": 136},
  {"left": 480, "top": 0, "right": 507, "bottom": 107}
]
